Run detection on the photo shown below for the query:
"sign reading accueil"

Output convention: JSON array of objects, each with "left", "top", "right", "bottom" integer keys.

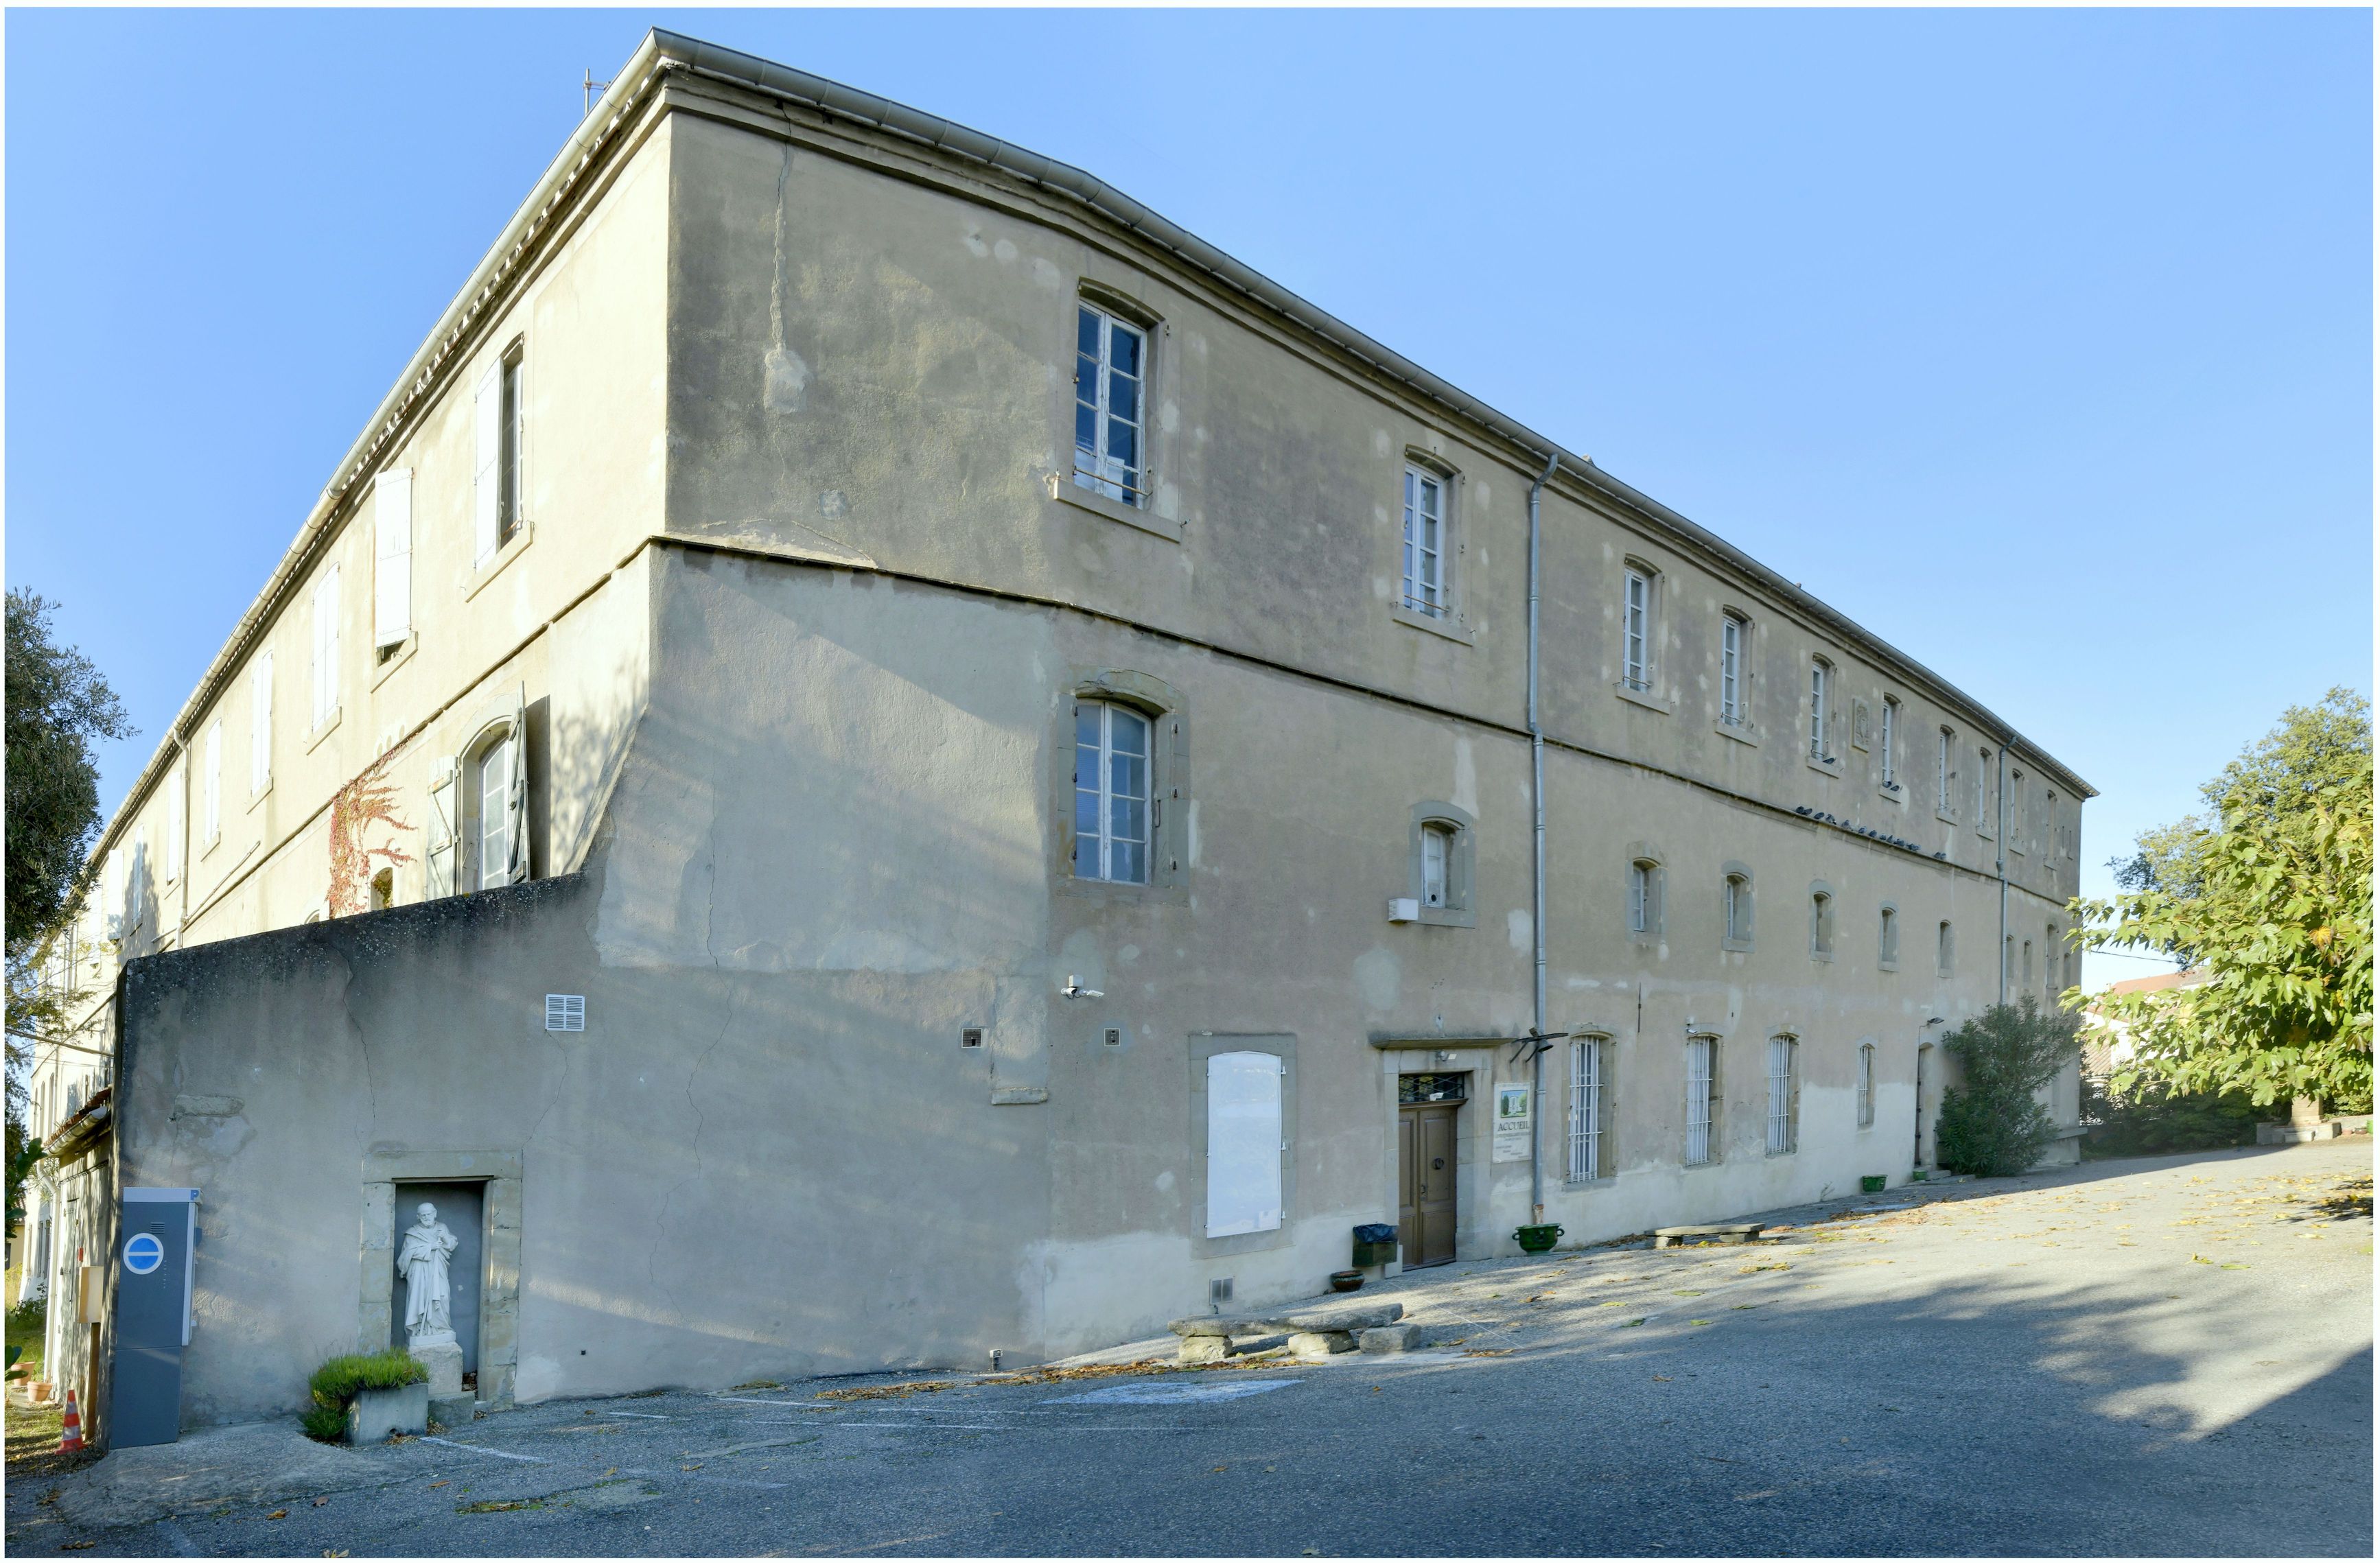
[{"left": 1491, "top": 1083, "right": 1532, "bottom": 1162}]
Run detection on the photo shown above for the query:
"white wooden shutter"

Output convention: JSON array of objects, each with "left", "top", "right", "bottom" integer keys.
[
  {"left": 502, "top": 685, "right": 530, "bottom": 885},
  {"left": 165, "top": 768, "right": 185, "bottom": 882},
  {"left": 373, "top": 469, "right": 413, "bottom": 648},
  {"left": 473, "top": 361, "right": 503, "bottom": 564},
  {"left": 1205, "top": 1051, "right": 1284, "bottom": 1237},
  {"left": 250, "top": 654, "right": 273, "bottom": 792},
  {"left": 202, "top": 722, "right": 222, "bottom": 842},
  {"left": 425, "top": 756, "right": 459, "bottom": 898},
  {"left": 311, "top": 565, "right": 340, "bottom": 728}
]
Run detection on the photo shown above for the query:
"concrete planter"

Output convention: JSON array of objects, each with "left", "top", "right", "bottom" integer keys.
[{"left": 346, "top": 1382, "right": 428, "bottom": 1444}]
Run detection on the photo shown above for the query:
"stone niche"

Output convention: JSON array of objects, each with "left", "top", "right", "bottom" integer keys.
[{"left": 358, "top": 1149, "right": 522, "bottom": 1415}]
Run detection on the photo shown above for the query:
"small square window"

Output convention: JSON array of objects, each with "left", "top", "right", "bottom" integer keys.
[
  {"left": 544, "top": 994, "right": 585, "bottom": 1032},
  {"left": 961, "top": 1027, "right": 985, "bottom": 1049},
  {"left": 1102, "top": 1027, "right": 1124, "bottom": 1048}
]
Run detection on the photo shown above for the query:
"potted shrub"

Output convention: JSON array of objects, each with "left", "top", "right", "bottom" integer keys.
[{"left": 303, "top": 1349, "right": 429, "bottom": 1444}]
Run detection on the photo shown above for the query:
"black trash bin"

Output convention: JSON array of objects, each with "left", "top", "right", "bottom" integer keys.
[{"left": 1351, "top": 1222, "right": 1400, "bottom": 1268}]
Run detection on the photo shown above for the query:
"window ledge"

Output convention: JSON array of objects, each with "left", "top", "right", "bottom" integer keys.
[
  {"left": 1876, "top": 782, "right": 1906, "bottom": 806},
  {"left": 369, "top": 633, "right": 419, "bottom": 690},
  {"left": 1410, "top": 906, "right": 1478, "bottom": 929},
  {"left": 1721, "top": 938, "right": 1753, "bottom": 955},
  {"left": 1391, "top": 604, "right": 1473, "bottom": 645},
  {"left": 465, "top": 524, "right": 535, "bottom": 601},
  {"left": 1806, "top": 754, "right": 1843, "bottom": 779},
  {"left": 304, "top": 708, "right": 342, "bottom": 755},
  {"left": 1936, "top": 808, "right": 1959, "bottom": 827},
  {"left": 1053, "top": 475, "right": 1182, "bottom": 542},
  {"left": 198, "top": 832, "right": 222, "bottom": 861},
  {"left": 1613, "top": 681, "right": 1672, "bottom": 714},
  {"left": 1714, "top": 719, "right": 1759, "bottom": 747},
  {"left": 246, "top": 779, "right": 274, "bottom": 814},
  {"left": 1879, "top": 960, "right": 1900, "bottom": 974},
  {"left": 1810, "top": 950, "right": 1835, "bottom": 964}
]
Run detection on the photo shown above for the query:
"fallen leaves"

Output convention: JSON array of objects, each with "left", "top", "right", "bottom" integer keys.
[{"left": 267, "top": 1508, "right": 290, "bottom": 1519}]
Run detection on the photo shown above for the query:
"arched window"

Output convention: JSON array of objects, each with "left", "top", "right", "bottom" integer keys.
[
  {"left": 1421, "top": 823, "right": 1454, "bottom": 908},
  {"left": 1938, "top": 919, "right": 1955, "bottom": 976},
  {"left": 1719, "top": 613, "right": 1748, "bottom": 726},
  {"left": 1766, "top": 1036, "right": 1799, "bottom": 1153},
  {"left": 1073, "top": 700, "right": 1151, "bottom": 883},
  {"left": 1685, "top": 1037, "right": 1718, "bottom": 1166},
  {"left": 1937, "top": 727, "right": 1956, "bottom": 814},
  {"left": 1856, "top": 1042, "right": 1876, "bottom": 1127},
  {"left": 1879, "top": 906, "right": 1900, "bottom": 968},
  {"left": 465, "top": 727, "right": 520, "bottom": 891},
  {"left": 1879, "top": 697, "right": 1900, "bottom": 790},
  {"left": 1723, "top": 872, "right": 1753, "bottom": 949},
  {"left": 371, "top": 869, "right": 395, "bottom": 912},
  {"left": 1810, "top": 890, "right": 1834, "bottom": 959},
  {"left": 1567, "top": 1035, "right": 1611, "bottom": 1182},
  {"left": 1809, "top": 659, "right": 1834, "bottom": 760},
  {"left": 1627, "top": 858, "right": 1664, "bottom": 937},
  {"left": 1622, "top": 568, "right": 1655, "bottom": 691}
]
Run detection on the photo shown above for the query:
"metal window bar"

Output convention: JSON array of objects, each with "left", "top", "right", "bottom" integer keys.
[
  {"left": 1856, "top": 1044, "right": 1874, "bottom": 1127},
  {"left": 1073, "top": 702, "right": 1150, "bottom": 883},
  {"left": 1569, "top": 1039, "right": 1604, "bottom": 1181},
  {"left": 1402, "top": 469, "right": 1444, "bottom": 618},
  {"left": 1880, "top": 700, "right": 1897, "bottom": 788},
  {"left": 1622, "top": 572, "right": 1650, "bottom": 690},
  {"left": 1766, "top": 1037, "right": 1795, "bottom": 1153},
  {"left": 1939, "top": 730, "right": 1954, "bottom": 812},
  {"left": 1073, "top": 307, "right": 1147, "bottom": 507},
  {"left": 1809, "top": 663, "right": 1829, "bottom": 760},
  {"left": 1685, "top": 1037, "right": 1714, "bottom": 1165}
]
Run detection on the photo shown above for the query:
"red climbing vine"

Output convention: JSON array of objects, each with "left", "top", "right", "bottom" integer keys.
[{"left": 327, "top": 749, "right": 417, "bottom": 917}]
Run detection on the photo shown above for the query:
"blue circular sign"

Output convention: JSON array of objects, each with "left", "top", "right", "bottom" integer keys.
[{"left": 123, "top": 1232, "right": 165, "bottom": 1276}]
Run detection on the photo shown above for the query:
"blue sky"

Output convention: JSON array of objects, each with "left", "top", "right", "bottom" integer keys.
[{"left": 8, "top": 9, "right": 2370, "bottom": 989}]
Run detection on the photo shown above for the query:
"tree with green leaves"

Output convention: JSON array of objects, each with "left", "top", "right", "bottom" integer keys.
[
  {"left": 2075, "top": 690, "right": 2373, "bottom": 1114},
  {"left": 1933, "top": 998, "right": 2081, "bottom": 1177},
  {"left": 4, "top": 589, "right": 132, "bottom": 1230}
]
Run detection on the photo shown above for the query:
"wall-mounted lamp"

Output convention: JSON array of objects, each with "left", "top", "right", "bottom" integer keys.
[{"left": 1061, "top": 976, "right": 1104, "bottom": 1000}]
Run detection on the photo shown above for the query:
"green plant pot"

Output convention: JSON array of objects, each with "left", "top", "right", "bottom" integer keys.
[
  {"left": 1860, "top": 1175, "right": 1887, "bottom": 1193},
  {"left": 1513, "top": 1223, "right": 1563, "bottom": 1254}
]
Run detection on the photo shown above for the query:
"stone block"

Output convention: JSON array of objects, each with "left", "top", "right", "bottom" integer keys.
[
  {"left": 347, "top": 1382, "right": 428, "bottom": 1444},
  {"left": 1168, "top": 1317, "right": 1268, "bottom": 1337},
  {"left": 430, "top": 1394, "right": 476, "bottom": 1428},
  {"left": 410, "top": 1338, "right": 465, "bottom": 1401},
  {"left": 1177, "top": 1335, "right": 1230, "bottom": 1364},
  {"left": 1280, "top": 1303, "right": 1404, "bottom": 1332},
  {"left": 1357, "top": 1325, "right": 1424, "bottom": 1354},
  {"left": 1287, "top": 1330, "right": 1357, "bottom": 1359}
]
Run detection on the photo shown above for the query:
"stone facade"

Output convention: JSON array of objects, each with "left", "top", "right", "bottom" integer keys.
[{"left": 32, "top": 31, "right": 2089, "bottom": 1431}]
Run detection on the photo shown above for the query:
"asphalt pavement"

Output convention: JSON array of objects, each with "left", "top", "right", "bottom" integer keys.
[{"left": 6, "top": 1139, "right": 2369, "bottom": 1557}]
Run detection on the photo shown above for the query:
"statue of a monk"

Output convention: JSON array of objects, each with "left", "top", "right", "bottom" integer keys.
[{"left": 398, "top": 1201, "right": 458, "bottom": 1346}]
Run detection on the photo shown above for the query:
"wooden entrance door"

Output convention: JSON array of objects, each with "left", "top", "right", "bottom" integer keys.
[{"left": 1398, "top": 1104, "right": 1459, "bottom": 1267}]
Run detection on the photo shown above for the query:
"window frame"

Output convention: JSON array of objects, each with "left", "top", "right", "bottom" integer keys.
[
  {"left": 1878, "top": 903, "right": 1900, "bottom": 971},
  {"left": 1621, "top": 567, "right": 1653, "bottom": 692},
  {"left": 1072, "top": 301, "right": 1150, "bottom": 510},
  {"left": 1937, "top": 727, "right": 1958, "bottom": 821},
  {"left": 1566, "top": 1034, "right": 1611, "bottom": 1184},
  {"left": 1937, "top": 920, "right": 1956, "bottom": 977},
  {"left": 1059, "top": 672, "right": 1188, "bottom": 901},
  {"left": 1626, "top": 850, "right": 1666, "bottom": 941},
  {"left": 1856, "top": 1042, "right": 1876, "bottom": 1129},
  {"left": 1718, "top": 611, "right": 1748, "bottom": 727},
  {"left": 1685, "top": 1035, "right": 1720, "bottom": 1167},
  {"left": 1808, "top": 883, "right": 1835, "bottom": 961},
  {"left": 1406, "top": 801, "right": 1478, "bottom": 928},
  {"left": 1878, "top": 696, "right": 1900, "bottom": 795},
  {"left": 1766, "top": 1035, "right": 1799, "bottom": 1155},
  {"left": 1073, "top": 699, "right": 1154, "bottom": 886},
  {"left": 1808, "top": 657, "right": 1837, "bottom": 769},
  {"left": 1720, "top": 862, "right": 1755, "bottom": 953}
]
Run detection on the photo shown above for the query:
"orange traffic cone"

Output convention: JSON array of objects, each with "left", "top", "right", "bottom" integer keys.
[{"left": 58, "top": 1389, "right": 84, "bottom": 1453}]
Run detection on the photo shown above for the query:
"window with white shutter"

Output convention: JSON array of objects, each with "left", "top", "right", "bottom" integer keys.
[
  {"left": 310, "top": 567, "right": 340, "bottom": 730},
  {"left": 425, "top": 756, "right": 459, "bottom": 898},
  {"left": 373, "top": 468, "right": 413, "bottom": 651},
  {"left": 250, "top": 654, "right": 273, "bottom": 794},
  {"left": 474, "top": 349, "right": 524, "bottom": 565},
  {"left": 202, "top": 722, "right": 222, "bottom": 845},
  {"left": 1205, "top": 1050, "right": 1284, "bottom": 1237}
]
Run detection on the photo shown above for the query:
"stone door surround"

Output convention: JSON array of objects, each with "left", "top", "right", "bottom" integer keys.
[{"left": 359, "top": 1149, "right": 522, "bottom": 1407}]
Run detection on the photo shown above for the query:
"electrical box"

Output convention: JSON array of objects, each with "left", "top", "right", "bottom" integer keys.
[
  {"left": 78, "top": 1265, "right": 104, "bottom": 1324},
  {"left": 1386, "top": 897, "right": 1419, "bottom": 923},
  {"left": 111, "top": 1188, "right": 199, "bottom": 1448}
]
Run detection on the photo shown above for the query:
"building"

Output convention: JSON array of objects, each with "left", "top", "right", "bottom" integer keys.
[
  {"left": 2081, "top": 967, "right": 2206, "bottom": 1083},
  {"left": 21, "top": 31, "right": 2090, "bottom": 1437}
]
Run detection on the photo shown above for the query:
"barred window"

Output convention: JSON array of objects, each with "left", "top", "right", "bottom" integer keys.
[
  {"left": 1685, "top": 1037, "right": 1718, "bottom": 1166},
  {"left": 1856, "top": 1042, "right": 1876, "bottom": 1128},
  {"left": 1766, "top": 1036, "right": 1798, "bottom": 1154},
  {"left": 1568, "top": 1037, "right": 1609, "bottom": 1182}
]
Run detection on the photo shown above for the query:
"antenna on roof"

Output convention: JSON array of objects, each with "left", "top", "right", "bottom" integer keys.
[{"left": 583, "top": 69, "right": 614, "bottom": 119}]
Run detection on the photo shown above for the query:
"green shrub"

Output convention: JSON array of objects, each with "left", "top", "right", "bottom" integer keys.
[
  {"left": 6, "top": 1297, "right": 46, "bottom": 1341},
  {"left": 301, "top": 1348, "right": 426, "bottom": 1442},
  {"left": 2084, "top": 1077, "right": 2264, "bottom": 1157},
  {"left": 1934, "top": 998, "right": 2081, "bottom": 1177}
]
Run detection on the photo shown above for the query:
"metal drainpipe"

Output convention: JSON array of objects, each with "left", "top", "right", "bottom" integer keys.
[
  {"left": 1526, "top": 450, "right": 1560, "bottom": 1224},
  {"left": 1995, "top": 742, "right": 2009, "bottom": 1006}
]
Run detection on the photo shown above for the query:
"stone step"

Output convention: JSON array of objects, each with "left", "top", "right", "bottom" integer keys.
[{"left": 1167, "top": 1301, "right": 1404, "bottom": 1338}]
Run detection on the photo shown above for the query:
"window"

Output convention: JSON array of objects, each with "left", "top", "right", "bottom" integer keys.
[
  {"left": 250, "top": 655, "right": 273, "bottom": 795},
  {"left": 1719, "top": 613, "right": 1747, "bottom": 725},
  {"left": 1810, "top": 889, "right": 1834, "bottom": 959},
  {"left": 1976, "top": 747, "right": 1994, "bottom": 832},
  {"left": 1421, "top": 824, "right": 1453, "bottom": 908},
  {"left": 2005, "top": 935, "right": 2016, "bottom": 987},
  {"left": 202, "top": 722, "right": 222, "bottom": 845},
  {"left": 1809, "top": 659, "right": 1832, "bottom": 761},
  {"left": 1879, "top": 698, "right": 1899, "bottom": 790},
  {"left": 1622, "top": 569, "right": 1652, "bottom": 690},
  {"left": 373, "top": 467, "right": 413, "bottom": 654},
  {"left": 2048, "top": 922, "right": 2063, "bottom": 997},
  {"left": 2045, "top": 790, "right": 2060, "bottom": 859},
  {"left": 310, "top": 565, "right": 340, "bottom": 731},
  {"left": 475, "top": 346, "right": 526, "bottom": 563},
  {"left": 1723, "top": 871, "right": 1753, "bottom": 950},
  {"left": 2010, "top": 771, "right": 2026, "bottom": 849},
  {"left": 165, "top": 766, "right": 185, "bottom": 884},
  {"left": 472, "top": 731, "right": 518, "bottom": 891},
  {"left": 1568, "top": 1037, "right": 1609, "bottom": 1182},
  {"left": 1879, "top": 905, "right": 1900, "bottom": 968},
  {"left": 1074, "top": 305, "right": 1147, "bottom": 507},
  {"left": 1856, "top": 1043, "right": 1876, "bottom": 1127},
  {"left": 1401, "top": 467, "right": 1447, "bottom": 618},
  {"left": 371, "top": 868, "right": 395, "bottom": 912},
  {"left": 1766, "top": 1036, "right": 1797, "bottom": 1154},
  {"left": 1073, "top": 701, "right": 1151, "bottom": 884},
  {"left": 1938, "top": 920, "right": 1955, "bottom": 976},
  {"left": 1685, "top": 1037, "right": 1718, "bottom": 1166},
  {"left": 1627, "top": 858, "right": 1664, "bottom": 937},
  {"left": 1937, "top": 729, "right": 1956, "bottom": 814},
  {"left": 545, "top": 994, "right": 585, "bottom": 1033},
  {"left": 1206, "top": 1050, "right": 1283, "bottom": 1237}
]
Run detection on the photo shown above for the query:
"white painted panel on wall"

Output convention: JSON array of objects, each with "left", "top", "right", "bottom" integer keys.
[
  {"left": 1205, "top": 1050, "right": 1283, "bottom": 1238},
  {"left": 373, "top": 468, "right": 413, "bottom": 648}
]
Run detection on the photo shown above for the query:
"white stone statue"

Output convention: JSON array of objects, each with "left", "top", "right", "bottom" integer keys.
[{"left": 398, "top": 1201, "right": 458, "bottom": 1348}]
